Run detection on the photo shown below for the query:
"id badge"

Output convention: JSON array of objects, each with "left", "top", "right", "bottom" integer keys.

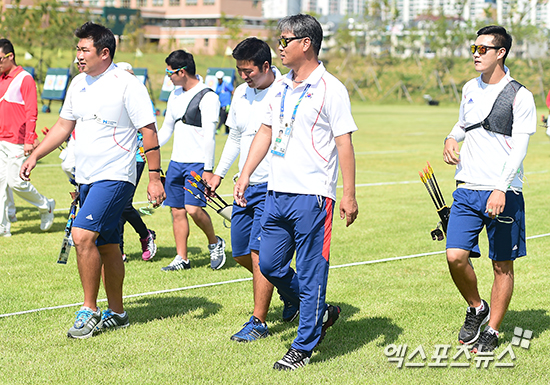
[{"left": 271, "top": 123, "right": 292, "bottom": 157}]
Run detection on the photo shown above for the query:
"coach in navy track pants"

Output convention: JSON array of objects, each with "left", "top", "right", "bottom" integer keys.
[{"left": 234, "top": 14, "right": 359, "bottom": 370}]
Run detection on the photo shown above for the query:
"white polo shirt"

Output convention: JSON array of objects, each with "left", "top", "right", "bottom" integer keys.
[
  {"left": 262, "top": 63, "right": 358, "bottom": 200},
  {"left": 158, "top": 82, "right": 220, "bottom": 170},
  {"left": 60, "top": 63, "right": 156, "bottom": 185},
  {"left": 214, "top": 67, "right": 280, "bottom": 185},
  {"left": 451, "top": 69, "right": 536, "bottom": 191}
]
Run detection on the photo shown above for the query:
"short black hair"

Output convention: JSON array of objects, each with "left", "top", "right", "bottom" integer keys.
[
  {"left": 0, "top": 38, "right": 15, "bottom": 64},
  {"left": 232, "top": 37, "right": 271, "bottom": 68},
  {"left": 165, "top": 50, "right": 196, "bottom": 76},
  {"left": 278, "top": 14, "right": 323, "bottom": 56},
  {"left": 477, "top": 25, "right": 512, "bottom": 64},
  {"left": 75, "top": 22, "right": 116, "bottom": 60},
  {"left": 0, "top": 38, "right": 14, "bottom": 56}
]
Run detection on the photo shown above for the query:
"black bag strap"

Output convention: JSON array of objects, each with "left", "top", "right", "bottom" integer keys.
[{"left": 174, "top": 88, "right": 214, "bottom": 128}]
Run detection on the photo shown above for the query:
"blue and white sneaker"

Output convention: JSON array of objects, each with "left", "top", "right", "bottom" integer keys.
[
  {"left": 230, "top": 316, "right": 269, "bottom": 342},
  {"left": 97, "top": 308, "right": 129, "bottom": 331},
  {"left": 67, "top": 306, "right": 102, "bottom": 339},
  {"left": 281, "top": 296, "right": 299, "bottom": 322}
]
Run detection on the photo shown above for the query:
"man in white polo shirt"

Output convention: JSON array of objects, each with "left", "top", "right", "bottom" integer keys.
[
  {"left": 157, "top": 50, "right": 226, "bottom": 271},
  {"left": 234, "top": 14, "right": 359, "bottom": 370},
  {"left": 443, "top": 25, "right": 536, "bottom": 353},
  {"left": 208, "top": 37, "right": 298, "bottom": 343},
  {"left": 21, "top": 22, "right": 165, "bottom": 339}
]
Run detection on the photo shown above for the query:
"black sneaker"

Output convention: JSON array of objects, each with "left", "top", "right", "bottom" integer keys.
[
  {"left": 280, "top": 296, "right": 299, "bottom": 322},
  {"left": 316, "top": 304, "right": 341, "bottom": 347},
  {"left": 458, "top": 299, "right": 490, "bottom": 345},
  {"left": 471, "top": 328, "right": 498, "bottom": 353},
  {"left": 273, "top": 347, "right": 311, "bottom": 371},
  {"left": 161, "top": 257, "right": 191, "bottom": 271}
]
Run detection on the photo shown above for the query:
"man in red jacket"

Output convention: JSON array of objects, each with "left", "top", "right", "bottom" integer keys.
[{"left": 0, "top": 39, "right": 55, "bottom": 237}]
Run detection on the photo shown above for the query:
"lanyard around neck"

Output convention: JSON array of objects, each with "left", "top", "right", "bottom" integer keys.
[{"left": 279, "top": 83, "right": 311, "bottom": 126}]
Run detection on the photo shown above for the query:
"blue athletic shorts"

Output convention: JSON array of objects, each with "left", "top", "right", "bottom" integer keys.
[
  {"left": 74, "top": 180, "right": 134, "bottom": 246},
  {"left": 231, "top": 182, "right": 267, "bottom": 257},
  {"left": 164, "top": 161, "right": 206, "bottom": 208},
  {"left": 446, "top": 188, "right": 526, "bottom": 261}
]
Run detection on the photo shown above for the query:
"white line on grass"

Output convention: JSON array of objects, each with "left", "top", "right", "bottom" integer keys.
[
  {"left": 0, "top": 278, "right": 253, "bottom": 318},
  {"left": 2, "top": 232, "right": 550, "bottom": 319}
]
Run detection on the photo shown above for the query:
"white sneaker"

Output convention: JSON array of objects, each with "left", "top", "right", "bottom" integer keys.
[
  {"left": 208, "top": 236, "right": 226, "bottom": 270},
  {"left": 40, "top": 198, "right": 56, "bottom": 231},
  {"left": 1, "top": 228, "right": 11, "bottom": 237}
]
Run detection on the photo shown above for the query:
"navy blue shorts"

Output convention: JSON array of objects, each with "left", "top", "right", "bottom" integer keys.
[
  {"left": 231, "top": 183, "right": 267, "bottom": 257},
  {"left": 446, "top": 188, "right": 526, "bottom": 261},
  {"left": 164, "top": 161, "right": 206, "bottom": 208},
  {"left": 74, "top": 180, "right": 134, "bottom": 246}
]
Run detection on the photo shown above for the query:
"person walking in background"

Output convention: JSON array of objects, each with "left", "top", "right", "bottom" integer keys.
[
  {"left": 5, "top": 186, "right": 16, "bottom": 222},
  {"left": 234, "top": 14, "right": 359, "bottom": 370},
  {"left": 20, "top": 22, "right": 165, "bottom": 338},
  {"left": 157, "top": 50, "right": 226, "bottom": 271},
  {"left": 118, "top": 129, "right": 157, "bottom": 262},
  {"left": 214, "top": 70, "right": 233, "bottom": 135},
  {"left": 115, "top": 62, "right": 157, "bottom": 263},
  {"left": 0, "top": 38, "right": 55, "bottom": 237},
  {"left": 207, "top": 37, "right": 298, "bottom": 343},
  {"left": 443, "top": 25, "right": 536, "bottom": 353}
]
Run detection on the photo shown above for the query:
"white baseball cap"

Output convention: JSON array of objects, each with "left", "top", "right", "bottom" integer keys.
[
  {"left": 116, "top": 62, "right": 133, "bottom": 72},
  {"left": 215, "top": 70, "right": 224, "bottom": 79}
]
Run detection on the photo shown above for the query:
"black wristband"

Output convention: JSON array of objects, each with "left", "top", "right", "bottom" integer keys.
[
  {"left": 149, "top": 168, "right": 162, "bottom": 173},
  {"left": 144, "top": 145, "right": 160, "bottom": 154},
  {"left": 204, "top": 170, "right": 213, "bottom": 173}
]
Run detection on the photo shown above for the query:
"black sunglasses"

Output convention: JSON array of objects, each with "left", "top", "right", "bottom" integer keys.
[{"left": 278, "top": 36, "right": 308, "bottom": 48}]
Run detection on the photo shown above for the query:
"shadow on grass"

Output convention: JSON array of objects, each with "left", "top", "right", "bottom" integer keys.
[
  {"left": 501, "top": 309, "right": 550, "bottom": 340},
  {"left": 133, "top": 245, "right": 239, "bottom": 270},
  {"left": 267, "top": 302, "right": 403, "bottom": 362},
  {"left": 315, "top": 303, "right": 403, "bottom": 362},
  {"left": 9, "top": 206, "right": 65, "bottom": 235},
  {"left": 126, "top": 295, "right": 222, "bottom": 324},
  {"left": 145, "top": 246, "right": 210, "bottom": 268}
]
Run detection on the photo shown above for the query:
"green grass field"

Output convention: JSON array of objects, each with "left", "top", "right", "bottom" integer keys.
[{"left": 1, "top": 103, "right": 550, "bottom": 384}]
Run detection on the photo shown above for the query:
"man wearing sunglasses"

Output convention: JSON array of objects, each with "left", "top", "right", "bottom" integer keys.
[
  {"left": 21, "top": 22, "right": 166, "bottom": 338},
  {"left": 443, "top": 26, "right": 536, "bottom": 353},
  {"left": 234, "top": 14, "right": 358, "bottom": 370},
  {"left": 207, "top": 37, "right": 299, "bottom": 343},
  {"left": 157, "top": 50, "right": 226, "bottom": 271},
  {"left": 0, "top": 38, "right": 56, "bottom": 237}
]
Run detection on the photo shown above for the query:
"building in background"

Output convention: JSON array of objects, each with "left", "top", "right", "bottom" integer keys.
[
  {"left": 2, "top": 0, "right": 549, "bottom": 57},
  {"left": 2, "top": 0, "right": 266, "bottom": 55},
  {"left": 301, "top": 0, "right": 364, "bottom": 17},
  {"left": 263, "top": 0, "right": 301, "bottom": 19}
]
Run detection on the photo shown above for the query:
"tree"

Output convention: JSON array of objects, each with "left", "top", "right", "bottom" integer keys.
[
  {"left": 218, "top": 12, "right": 243, "bottom": 54},
  {"left": 120, "top": 12, "right": 146, "bottom": 52},
  {"left": 0, "top": 0, "right": 89, "bottom": 81}
]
